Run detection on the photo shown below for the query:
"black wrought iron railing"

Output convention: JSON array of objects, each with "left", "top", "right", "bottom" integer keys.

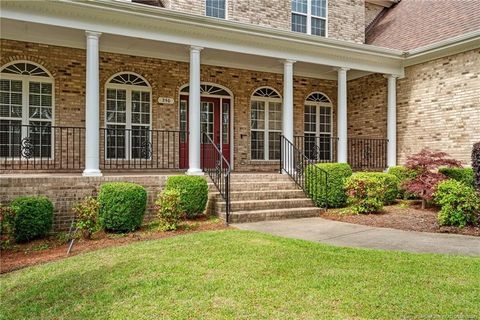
[
  {"left": 202, "top": 132, "right": 231, "bottom": 223},
  {"left": 100, "top": 127, "right": 185, "bottom": 170},
  {"left": 0, "top": 123, "right": 186, "bottom": 172},
  {"left": 294, "top": 135, "right": 338, "bottom": 163},
  {"left": 0, "top": 124, "right": 85, "bottom": 171},
  {"left": 294, "top": 135, "right": 388, "bottom": 171},
  {"left": 280, "top": 135, "right": 328, "bottom": 209},
  {"left": 347, "top": 138, "right": 388, "bottom": 171}
]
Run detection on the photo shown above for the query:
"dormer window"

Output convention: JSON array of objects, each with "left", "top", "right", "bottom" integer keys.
[
  {"left": 292, "top": 0, "right": 327, "bottom": 37},
  {"left": 206, "top": 0, "right": 226, "bottom": 19}
]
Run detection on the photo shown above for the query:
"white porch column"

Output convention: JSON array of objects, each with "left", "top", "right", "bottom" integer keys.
[
  {"left": 385, "top": 74, "right": 398, "bottom": 167},
  {"left": 282, "top": 60, "right": 295, "bottom": 143},
  {"left": 83, "top": 31, "right": 102, "bottom": 177},
  {"left": 187, "top": 46, "right": 203, "bottom": 175},
  {"left": 336, "top": 67, "right": 349, "bottom": 163}
]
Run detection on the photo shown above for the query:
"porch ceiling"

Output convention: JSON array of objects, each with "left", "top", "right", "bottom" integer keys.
[
  {"left": 0, "top": 0, "right": 405, "bottom": 78},
  {"left": 1, "top": 19, "right": 371, "bottom": 81}
]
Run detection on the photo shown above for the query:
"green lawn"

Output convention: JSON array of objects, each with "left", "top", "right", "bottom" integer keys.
[{"left": 1, "top": 230, "right": 479, "bottom": 320}]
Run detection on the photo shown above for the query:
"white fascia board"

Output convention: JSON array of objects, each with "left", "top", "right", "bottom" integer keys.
[
  {"left": 403, "top": 30, "right": 480, "bottom": 67},
  {"left": 0, "top": 0, "right": 405, "bottom": 76}
]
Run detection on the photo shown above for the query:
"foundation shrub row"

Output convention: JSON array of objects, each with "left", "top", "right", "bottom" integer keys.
[{"left": 0, "top": 176, "right": 209, "bottom": 245}]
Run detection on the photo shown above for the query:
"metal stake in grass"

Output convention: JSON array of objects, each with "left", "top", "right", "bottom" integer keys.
[{"left": 66, "top": 217, "right": 78, "bottom": 255}]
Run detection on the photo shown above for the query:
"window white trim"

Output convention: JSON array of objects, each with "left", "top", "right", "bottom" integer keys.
[
  {"left": 292, "top": 0, "right": 328, "bottom": 37},
  {"left": 205, "top": 0, "right": 228, "bottom": 20},
  {"left": 250, "top": 86, "right": 283, "bottom": 161},
  {"left": 104, "top": 72, "right": 152, "bottom": 160},
  {"left": 303, "top": 91, "right": 333, "bottom": 161},
  {"left": 0, "top": 60, "right": 55, "bottom": 160}
]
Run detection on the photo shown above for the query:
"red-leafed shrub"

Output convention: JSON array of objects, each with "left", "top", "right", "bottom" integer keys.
[
  {"left": 403, "top": 149, "right": 462, "bottom": 209},
  {"left": 473, "top": 142, "right": 480, "bottom": 191}
]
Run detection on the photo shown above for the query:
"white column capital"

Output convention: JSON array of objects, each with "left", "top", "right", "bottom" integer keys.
[
  {"left": 190, "top": 46, "right": 204, "bottom": 53},
  {"left": 85, "top": 31, "right": 102, "bottom": 39},
  {"left": 283, "top": 59, "right": 296, "bottom": 65},
  {"left": 383, "top": 74, "right": 400, "bottom": 79},
  {"left": 334, "top": 67, "right": 350, "bottom": 73}
]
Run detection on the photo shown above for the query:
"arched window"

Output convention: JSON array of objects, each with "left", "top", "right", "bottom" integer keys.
[
  {"left": 250, "top": 87, "right": 282, "bottom": 160},
  {"left": 0, "top": 61, "right": 54, "bottom": 158},
  {"left": 105, "top": 72, "right": 151, "bottom": 159},
  {"left": 304, "top": 92, "right": 332, "bottom": 161}
]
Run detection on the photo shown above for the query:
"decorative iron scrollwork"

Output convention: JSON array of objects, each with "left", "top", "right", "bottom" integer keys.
[
  {"left": 140, "top": 140, "right": 152, "bottom": 159},
  {"left": 295, "top": 159, "right": 304, "bottom": 176},
  {"left": 215, "top": 159, "right": 222, "bottom": 177},
  {"left": 21, "top": 137, "right": 34, "bottom": 159}
]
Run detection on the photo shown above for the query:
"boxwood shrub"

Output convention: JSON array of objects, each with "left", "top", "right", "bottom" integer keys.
[
  {"left": 165, "top": 176, "right": 208, "bottom": 218},
  {"left": 434, "top": 179, "right": 480, "bottom": 228},
  {"left": 439, "top": 167, "right": 474, "bottom": 187},
  {"left": 305, "top": 163, "right": 352, "bottom": 208},
  {"left": 387, "top": 165, "right": 418, "bottom": 199},
  {"left": 10, "top": 196, "right": 53, "bottom": 243},
  {"left": 98, "top": 182, "right": 147, "bottom": 233},
  {"left": 353, "top": 172, "right": 399, "bottom": 205}
]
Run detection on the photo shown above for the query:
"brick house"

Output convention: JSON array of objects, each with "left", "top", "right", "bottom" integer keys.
[{"left": 0, "top": 0, "right": 479, "bottom": 226}]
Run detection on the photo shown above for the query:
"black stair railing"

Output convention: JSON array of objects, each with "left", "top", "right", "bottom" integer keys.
[
  {"left": 201, "top": 133, "right": 231, "bottom": 224},
  {"left": 280, "top": 135, "right": 328, "bottom": 209}
]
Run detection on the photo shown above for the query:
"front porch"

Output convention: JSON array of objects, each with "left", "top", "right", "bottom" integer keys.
[
  {"left": 0, "top": 123, "right": 389, "bottom": 173},
  {"left": 1, "top": 0, "right": 404, "bottom": 176}
]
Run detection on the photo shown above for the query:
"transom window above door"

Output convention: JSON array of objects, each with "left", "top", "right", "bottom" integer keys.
[
  {"left": 303, "top": 92, "right": 333, "bottom": 161},
  {"left": 105, "top": 72, "right": 151, "bottom": 160},
  {"left": 0, "top": 61, "right": 54, "bottom": 159},
  {"left": 292, "top": 0, "right": 327, "bottom": 37},
  {"left": 250, "top": 87, "right": 283, "bottom": 161},
  {"left": 206, "top": 0, "right": 226, "bottom": 19}
]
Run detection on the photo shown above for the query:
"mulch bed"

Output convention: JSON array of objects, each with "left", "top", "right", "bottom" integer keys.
[
  {"left": 320, "top": 200, "right": 480, "bottom": 237},
  {"left": 0, "top": 217, "right": 229, "bottom": 274}
]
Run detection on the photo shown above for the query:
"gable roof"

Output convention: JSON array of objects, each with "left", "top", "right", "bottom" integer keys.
[{"left": 366, "top": 0, "right": 480, "bottom": 51}]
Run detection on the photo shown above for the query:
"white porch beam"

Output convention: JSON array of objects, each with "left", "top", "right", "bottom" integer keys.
[
  {"left": 186, "top": 46, "right": 203, "bottom": 175},
  {"left": 336, "top": 67, "right": 349, "bottom": 163},
  {"left": 385, "top": 74, "right": 398, "bottom": 168},
  {"left": 82, "top": 31, "right": 102, "bottom": 177}
]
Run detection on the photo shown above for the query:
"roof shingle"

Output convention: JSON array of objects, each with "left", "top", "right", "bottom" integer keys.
[{"left": 366, "top": 0, "right": 480, "bottom": 51}]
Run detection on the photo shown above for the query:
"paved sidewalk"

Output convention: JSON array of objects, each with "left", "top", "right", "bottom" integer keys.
[{"left": 233, "top": 218, "right": 480, "bottom": 256}]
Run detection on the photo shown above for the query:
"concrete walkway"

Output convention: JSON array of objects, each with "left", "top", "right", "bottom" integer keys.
[{"left": 233, "top": 218, "right": 480, "bottom": 256}]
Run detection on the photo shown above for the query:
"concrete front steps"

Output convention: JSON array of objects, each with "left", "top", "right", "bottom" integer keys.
[{"left": 208, "top": 173, "right": 324, "bottom": 223}]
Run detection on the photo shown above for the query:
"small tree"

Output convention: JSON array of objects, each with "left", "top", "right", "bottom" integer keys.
[
  {"left": 403, "top": 149, "right": 461, "bottom": 209},
  {"left": 473, "top": 142, "right": 480, "bottom": 191}
]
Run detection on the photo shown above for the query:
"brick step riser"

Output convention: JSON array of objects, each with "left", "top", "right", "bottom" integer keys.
[
  {"left": 217, "top": 199, "right": 314, "bottom": 212},
  {"left": 218, "top": 208, "right": 321, "bottom": 223},
  {"left": 229, "top": 183, "right": 301, "bottom": 191},
  {"left": 229, "top": 176, "right": 292, "bottom": 183},
  {"left": 212, "top": 190, "right": 307, "bottom": 201}
]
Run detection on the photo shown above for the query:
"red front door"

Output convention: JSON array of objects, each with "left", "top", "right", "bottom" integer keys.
[{"left": 179, "top": 95, "right": 231, "bottom": 169}]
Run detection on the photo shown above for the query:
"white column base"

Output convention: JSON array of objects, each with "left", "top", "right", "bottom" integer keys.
[
  {"left": 82, "top": 169, "right": 103, "bottom": 177},
  {"left": 186, "top": 168, "right": 204, "bottom": 176}
]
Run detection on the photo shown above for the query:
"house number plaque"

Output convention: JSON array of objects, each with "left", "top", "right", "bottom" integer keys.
[{"left": 158, "top": 97, "right": 174, "bottom": 104}]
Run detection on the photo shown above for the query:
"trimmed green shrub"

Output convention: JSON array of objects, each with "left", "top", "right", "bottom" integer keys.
[
  {"left": 473, "top": 142, "right": 480, "bottom": 190},
  {"left": 0, "top": 203, "right": 16, "bottom": 248},
  {"left": 345, "top": 175, "right": 385, "bottom": 214},
  {"left": 164, "top": 176, "right": 208, "bottom": 218},
  {"left": 353, "top": 172, "right": 399, "bottom": 205},
  {"left": 434, "top": 179, "right": 480, "bottom": 228},
  {"left": 156, "top": 189, "right": 183, "bottom": 231},
  {"left": 10, "top": 196, "right": 53, "bottom": 243},
  {"left": 98, "top": 182, "right": 147, "bottom": 233},
  {"left": 305, "top": 163, "right": 352, "bottom": 208},
  {"left": 387, "top": 165, "right": 418, "bottom": 199},
  {"left": 439, "top": 167, "right": 474, "bottom": 187},
  {"left": 72, "top": 196, "right": 100, "bottom": 239}
]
